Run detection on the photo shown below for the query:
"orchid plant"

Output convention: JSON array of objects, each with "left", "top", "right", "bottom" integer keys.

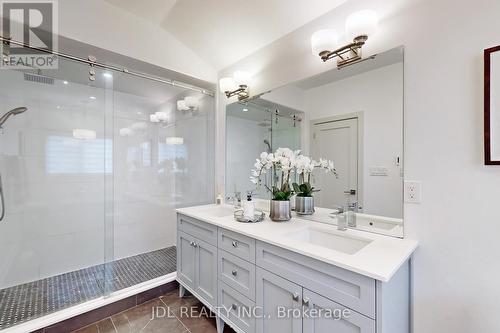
[
  {"left": 250, "top": 148, "right": 297, "bottom": 201},
  {"left": 293, "top": 156, "right": 338, "bottom": 197},
  {"left": 250, "top": 148, "right": 338, "bottom": 200}
]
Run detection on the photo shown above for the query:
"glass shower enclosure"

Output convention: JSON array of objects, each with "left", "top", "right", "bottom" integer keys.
[{"left": 0, "top": 49, "right": 215, "bottom": 330}]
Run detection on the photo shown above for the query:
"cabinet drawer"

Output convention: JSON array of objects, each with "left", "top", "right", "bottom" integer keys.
[
  {"left": 219, "top": 281, "right": 256, "bottom": 333},
  {"left": 303, "top": 288, "right": 375, "bottom": 333},
  {"left": 177, "top": 214, "right": 217, "bottom": 246},
  {"left": 219, "top": 228, "right": 256, "bottom": 263},
  {"left": 219, "top": 250, "right": 256, "bottom": 301},
  {"left": 256, "top": 241, "right": 376, "bottom": 318}
]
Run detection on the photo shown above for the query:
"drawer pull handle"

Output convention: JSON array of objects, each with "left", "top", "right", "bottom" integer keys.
[
  {"left": 232, "top": 303, "right": 238, "bottom": 310},
  {"left": 232, "top": 241, "right": 238, "bottom": 248},
  {"left": 192, "top": 242, "right": 198, "bottom": 248},
  {"left": 292, "top": 292, "right": 300, "bottom": 302},
  {"left": 232, "top": 270, "right": 238, "bottom": 276},
  {"left": 302, "top": 297, "right": 310, "bottom": 307},
  {"left": 189, "top": 241, "right": 194, "bottom": 246}
]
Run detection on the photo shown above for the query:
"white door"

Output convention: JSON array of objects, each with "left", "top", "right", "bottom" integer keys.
[{"left": 311, "top": 118, "right": 358, "bottom": 209}]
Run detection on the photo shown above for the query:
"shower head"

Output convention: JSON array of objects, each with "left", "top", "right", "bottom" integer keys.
[{"left": 0, "top": 107, "right": 28, "bottom": 128}]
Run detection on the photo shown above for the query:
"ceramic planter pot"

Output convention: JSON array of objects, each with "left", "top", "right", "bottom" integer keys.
[
  {"left": 295, "top": 196, "right": 315, "bottom": 215},
  {"left": 269, "top": 200, "right": 291, "bottom": 222}
]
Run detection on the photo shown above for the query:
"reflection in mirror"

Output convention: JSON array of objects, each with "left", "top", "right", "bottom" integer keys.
[
  {"left": 226, "top": 46, "right": 404, "bottom": 237},
  {"left": 226, "top": 100, "right": 303, "bottom": 200}
]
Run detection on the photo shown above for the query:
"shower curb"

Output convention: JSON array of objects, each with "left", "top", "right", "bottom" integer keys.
[{"left": 31, "top": 280, "right": 178, "bottom": 333}]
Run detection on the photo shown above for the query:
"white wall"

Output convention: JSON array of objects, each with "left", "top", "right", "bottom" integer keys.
[
  {"left": 218, "top": 0, "right": 500, "bottom": 331},
  {"left": 305, "top": 63, "right": 403, "bottom": 218},
  {"left": 57, "top": 0, "right": 216, "bottom": 82}
]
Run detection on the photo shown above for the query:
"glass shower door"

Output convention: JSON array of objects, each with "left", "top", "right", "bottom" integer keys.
[{"left": 0, "top": 55, "right": 113, "bottom": 329}]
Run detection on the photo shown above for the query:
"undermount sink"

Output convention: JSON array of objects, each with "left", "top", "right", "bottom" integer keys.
[
  {"left": 284, "top": 226, "right": 372, "bottom": 255},
  {"left": 197, "top": 205, "right": 235, "bottom": 217}
]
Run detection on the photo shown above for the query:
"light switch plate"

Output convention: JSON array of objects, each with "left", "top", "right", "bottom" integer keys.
[{"left": 404, "top": 181, "right": 421, "bottom": 203}]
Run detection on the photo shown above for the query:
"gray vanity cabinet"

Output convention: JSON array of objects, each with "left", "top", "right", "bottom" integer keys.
[
  {"left": 176, "top": 213, "right": 411, "bottom": 333},
  {"left": 303, "top": 289, "right": 375, "bottom": 333},
  {"left": 256, "top": 267, "right": 302, "bottom": 333}
]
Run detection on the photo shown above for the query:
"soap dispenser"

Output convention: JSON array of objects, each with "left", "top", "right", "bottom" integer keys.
[{"left": 243, "top": 191, "right": 255, "bottom": 220}]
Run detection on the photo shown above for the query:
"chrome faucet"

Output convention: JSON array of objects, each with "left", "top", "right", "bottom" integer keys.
[
  {"left": 347, "top": 201, "right": 358, "bottom": 228},
  {"left": 330, "top": 206, "right": 348, "bottom": 231}
]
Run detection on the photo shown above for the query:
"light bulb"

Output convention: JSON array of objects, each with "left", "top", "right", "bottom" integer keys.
[
  {"left": 311, "top": 29, "right": 339, "bottom": 56},
  {"left": 345, "top": 10, "right": 379, "bottom": 40},
  {"left": 184, "top": 96, "right": 199, "bottom": 109},
  {"left": 177, "top": 100, "right": 189, "bottom": 111},
  {"left": 150, "top": 114, "right": 160, "bottom": 123},
  {"left": 233, "top": 71, "right": 252, "bottom": 86},
  {"left": 219, "top": 77, "right": 236, "bottom": 93}
]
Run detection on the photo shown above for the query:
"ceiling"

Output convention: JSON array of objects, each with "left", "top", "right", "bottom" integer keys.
[{"left": 103, "top": 0, "right": 347, "bottom": 71}]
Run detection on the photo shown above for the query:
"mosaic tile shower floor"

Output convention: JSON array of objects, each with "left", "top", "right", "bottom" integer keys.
[{"left": 0, "top": 246, "right": 177, "bottom": 330}]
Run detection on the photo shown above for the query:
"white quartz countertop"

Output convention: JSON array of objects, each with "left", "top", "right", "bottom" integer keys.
[{"left": 176, "top": 204, "right": 418, "bottom": 282}]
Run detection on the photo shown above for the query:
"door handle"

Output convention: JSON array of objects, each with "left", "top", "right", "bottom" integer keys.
[
  {"left": 231, "top": 270, "right": 238, "bottom": 276},
  {"left": 232, "top": 241, "right": 238, "bottom": 248},
  {"left": 344, "top": 189, "right": 356, "bottom": 195},
  {"left": 302, "top": 297, "right": 310, "bottom": 307}
]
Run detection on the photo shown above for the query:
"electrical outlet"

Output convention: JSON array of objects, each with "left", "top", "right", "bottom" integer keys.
[{"left": 404, "top": 181, "right": 421, "bottom": 203}]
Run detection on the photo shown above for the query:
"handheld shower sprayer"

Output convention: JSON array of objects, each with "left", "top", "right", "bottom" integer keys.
[{"left": 0, "top": 107, "right": 28, "bottom": 129}]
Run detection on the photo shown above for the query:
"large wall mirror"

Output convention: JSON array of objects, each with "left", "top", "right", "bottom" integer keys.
[
  {"left": 485, "top": 45, "right": 500, "bottom": 165},
  {"left": 226, "top": 46, "right": 404, "bottom": 237}
]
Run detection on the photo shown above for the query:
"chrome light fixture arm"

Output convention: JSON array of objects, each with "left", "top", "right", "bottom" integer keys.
[
  {"left": 224, "top": 84, "right": 249, "bottom": 101},
  {"left": 319, "top": 35, "right": 368, "bottom": 67}
]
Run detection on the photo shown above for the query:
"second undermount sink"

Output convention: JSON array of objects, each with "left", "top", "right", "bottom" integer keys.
[{"left": 284, "top": 226, "right": 372, "bottom": 255}]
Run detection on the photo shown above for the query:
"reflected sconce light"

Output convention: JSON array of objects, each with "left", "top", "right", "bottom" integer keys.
[
  {"left": 72, "top": 129, "right": 96, "bottom": 140},
  {"left": 119, "top": 128, "right": 134, "bottom": 137},
  {"left": 177, "top": 96, "right": 199, "bottom": 111},
  {"left": 150, "top": 111, "right": 170, "bottom": 123},
  {"left": 311, "top": 10, "right": 378, "bottom": 68},
  {"left": 166, "top": 137, "right": 184, "bottom": 145},
  {"left": 219, "top": 71, "right": 251, "bottom": 101}
]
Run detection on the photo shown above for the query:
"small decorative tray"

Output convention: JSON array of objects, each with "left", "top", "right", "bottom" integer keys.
[{"left": 234, "top": 209, "right": 266, "bottom": 223}]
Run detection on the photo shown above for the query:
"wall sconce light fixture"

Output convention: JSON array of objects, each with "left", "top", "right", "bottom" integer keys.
[
  {"left": 311, "top": 10, "right": 378, "bottom": 68},
  {"left": 177, "top": 96, "right": 200, "bottom": 111},
  {"left": 219, "top": 71, "right": 252, "bottom": 101}
]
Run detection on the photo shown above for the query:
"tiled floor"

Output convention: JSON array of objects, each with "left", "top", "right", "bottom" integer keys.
[
  {"left": 0, "top": 247, "right": 177, "bottom": 330},
  {"left": 72, "top": 288, "right": 236, "bottom": 333}
]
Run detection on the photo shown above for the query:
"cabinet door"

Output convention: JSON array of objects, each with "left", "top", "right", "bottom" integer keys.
[
  {"left": 303, "top": 289, "right": 375, "bottom": 333},
  {"left": 177, "top": 231, "right": 196, "bottom": 290},
  {"left": 194, "top": 238, "right": 218, "bottom": 307},
  {"left": 256, "top": 268, "right": 302, "bottom": 333}
]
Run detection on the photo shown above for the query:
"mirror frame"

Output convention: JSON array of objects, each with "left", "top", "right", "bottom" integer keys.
[{"left": 484, "top": 45, "right": 500, "bottom": 165}]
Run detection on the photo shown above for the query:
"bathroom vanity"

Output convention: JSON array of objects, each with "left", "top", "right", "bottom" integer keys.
[{"left": 176, "top": 205, "right": 418, "bottom": 333}]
